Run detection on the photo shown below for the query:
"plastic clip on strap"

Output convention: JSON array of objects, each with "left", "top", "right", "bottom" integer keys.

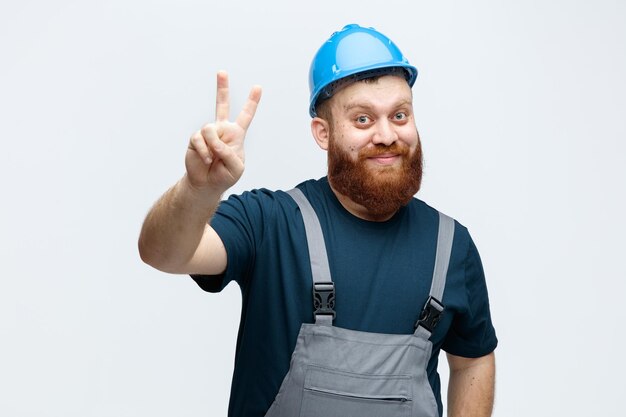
[
  {"left": 415, "top": 296, "right": 444, "bottom": 332},
  {"left": 287, "top": 188, "right": 336, "bottom": 327},
  {"left": 313, "top": 282, "right": 336, "bottom": 325},
  {"left": 413, "top": 212, "right": 454, "bottom": 339}
]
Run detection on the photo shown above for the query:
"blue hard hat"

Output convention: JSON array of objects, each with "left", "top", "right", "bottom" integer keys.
[{"left": 308, "top": 24, "right": 418, "bottom": 117}]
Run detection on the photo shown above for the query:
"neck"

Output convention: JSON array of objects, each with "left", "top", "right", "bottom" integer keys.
[{"left": 328, "top": 183, "right": 397, "bottom": 222}]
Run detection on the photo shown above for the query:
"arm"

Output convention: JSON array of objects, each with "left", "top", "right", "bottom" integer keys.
[
  {"left": 446, "top": 351, "right": 495, "bottom": 417},
  {"left": 138, "top": 71, "right": 262, "bottom": 275}
]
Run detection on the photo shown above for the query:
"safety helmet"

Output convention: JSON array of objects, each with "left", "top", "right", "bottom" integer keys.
[{"left": 308, "top": 24, "right": 418, "bottom": 117}]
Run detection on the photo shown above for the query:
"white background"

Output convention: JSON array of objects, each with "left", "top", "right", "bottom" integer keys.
[{"left": 1, "top": 1, "right": 625, "bottom": 416}]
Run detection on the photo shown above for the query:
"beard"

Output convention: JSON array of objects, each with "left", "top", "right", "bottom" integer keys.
[{"left": 327, "top": 133, "right": 423, "bottom": 220}]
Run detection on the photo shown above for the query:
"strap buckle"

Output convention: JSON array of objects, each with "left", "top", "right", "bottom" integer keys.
[
  {"left": 313, "top": 282, "right": 336, "bottom": 320},
  {"left": 415, "top": 296, "right": 444, "bottom": 332}
]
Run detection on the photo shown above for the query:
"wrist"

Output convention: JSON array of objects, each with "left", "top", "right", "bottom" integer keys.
[{"left": 178, "top": 175, "right": 224, "bottom": 211}]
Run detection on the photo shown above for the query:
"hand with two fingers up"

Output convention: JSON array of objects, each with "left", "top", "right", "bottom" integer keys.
[{"left": 186, "top": 71, "right": 262, "bottom": 195}]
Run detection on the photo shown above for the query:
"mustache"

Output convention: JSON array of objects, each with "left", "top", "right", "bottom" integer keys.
[{"left": 358, "top": 143, "right": 411, "bottom": 159}]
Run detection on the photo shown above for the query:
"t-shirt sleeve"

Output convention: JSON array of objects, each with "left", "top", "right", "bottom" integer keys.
[
  {"left": 190, "top": 190, "right": 268, "bottom": 293},
  {"left": 442, "top": 234, "right": 498, "bottom": 357}
]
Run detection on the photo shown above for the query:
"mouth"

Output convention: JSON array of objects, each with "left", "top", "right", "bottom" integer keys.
[{"left": 367, "top": 153, "right": 401, "bottom": 165}]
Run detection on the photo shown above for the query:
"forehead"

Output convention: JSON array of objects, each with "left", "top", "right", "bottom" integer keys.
[{"left": 330, "top": 75, "right": 413, "bottom": 113}]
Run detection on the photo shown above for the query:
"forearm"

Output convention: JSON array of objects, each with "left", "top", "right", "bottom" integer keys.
[
  {"left": 447, "top": 352, "right": 495, "bottom": 417},
  {"left": 138, "top": 175, "right": 222, "bottom": 272}
]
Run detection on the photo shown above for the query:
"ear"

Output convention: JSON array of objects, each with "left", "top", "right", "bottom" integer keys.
[{"left": 310, "top": 117, "right": 330, "bottom": 150}]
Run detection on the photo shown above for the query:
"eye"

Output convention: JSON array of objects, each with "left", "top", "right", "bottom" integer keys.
[{"left": 393, "top": 112, "right": 408, "bottom": 121}]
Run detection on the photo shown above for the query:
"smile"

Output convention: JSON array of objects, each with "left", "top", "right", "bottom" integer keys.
[{"left": 367, "top": 154, "right": 401, "bottom": 165}]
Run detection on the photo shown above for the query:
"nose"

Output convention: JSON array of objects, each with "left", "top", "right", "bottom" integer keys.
[{"left": 372, "top": 119, "right": 398, "bottom": 146}]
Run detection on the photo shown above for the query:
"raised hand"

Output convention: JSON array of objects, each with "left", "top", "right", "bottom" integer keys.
[{"left": 185, "top": 71, "right": 262, "bottom": 193}]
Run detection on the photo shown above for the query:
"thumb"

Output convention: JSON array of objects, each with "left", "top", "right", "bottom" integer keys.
[{"left": 206, "top": 134, "right": 244, "bottom": 176}]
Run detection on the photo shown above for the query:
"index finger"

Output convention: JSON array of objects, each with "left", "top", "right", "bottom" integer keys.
[
  {"left": 235, "top": 85, "right": 262, "bottom": 131},
  {"left": 215, "top": 70, "right": 230, "bottom": 122}
]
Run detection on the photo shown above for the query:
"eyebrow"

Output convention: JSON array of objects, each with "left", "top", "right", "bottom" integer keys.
[{"left": 343, "top": 99, "right": 413, "bottom": 112}]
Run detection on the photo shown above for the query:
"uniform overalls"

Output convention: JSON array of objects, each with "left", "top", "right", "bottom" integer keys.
[{"left": 264, "top": 188, "right": 455, "bottom": 417}]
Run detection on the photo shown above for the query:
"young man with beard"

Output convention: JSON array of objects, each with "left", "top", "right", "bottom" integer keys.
[{"left": 139, "top": 24, "right": 497, "bottom": 417}]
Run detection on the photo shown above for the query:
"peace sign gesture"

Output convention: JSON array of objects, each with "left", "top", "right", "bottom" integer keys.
[{"left": 186, "top": 71, "right": 262, "bottom": 194}]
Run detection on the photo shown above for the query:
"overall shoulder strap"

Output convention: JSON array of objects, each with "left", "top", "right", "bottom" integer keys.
[
  {"left": 414, "top": 211, "right": 455, "bottom": 339},
  {"left": 286, "top": 188, "right": 335, "bottom": 326}
]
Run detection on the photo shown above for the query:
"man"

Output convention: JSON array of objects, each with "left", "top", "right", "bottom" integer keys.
[{"left": 139, "top": 24, "right": 497, "bottom": 417}]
